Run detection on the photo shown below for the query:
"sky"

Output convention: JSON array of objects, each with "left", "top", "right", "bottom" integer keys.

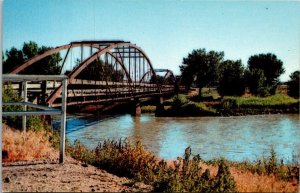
[{"left": 3, "top": 0, "right": 300, "bottom": 81}]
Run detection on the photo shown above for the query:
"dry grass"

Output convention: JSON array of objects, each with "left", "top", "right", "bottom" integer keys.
[
  {"left": 231, "top": 168, "right": 298, "bottom": 192},
  {"left": 2, "top": 125, "right": 54, "bottom": 162},
  {"left": 166, "top": 161, "right": 298, "bottom": 192}
]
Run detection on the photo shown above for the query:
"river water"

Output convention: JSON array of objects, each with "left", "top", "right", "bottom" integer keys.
[{"left": 65, "top": 114, "right": 300, "bottom": 162}]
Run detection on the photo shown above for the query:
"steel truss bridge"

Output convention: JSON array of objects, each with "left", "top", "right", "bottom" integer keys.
[{"left": 8, "top": 40, "right": 181, "bottom": 107}]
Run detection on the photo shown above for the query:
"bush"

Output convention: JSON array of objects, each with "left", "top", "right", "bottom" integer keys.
[
  {"left": 2, "top": 84, "right": 23, "bottom": 127},
  {"left": 167, "top": 94, "right": 217, "bottom": 116},
  {"left": 2, "top": 83, "right": 53, "bottom": 132},
  {"left": 70, "top": 140, "right": 237, "bottom": 192},
  {"left": 171, "top": 94, "right": 188, "bottom": 110}
]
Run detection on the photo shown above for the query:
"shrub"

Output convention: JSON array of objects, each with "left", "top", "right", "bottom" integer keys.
[
  {"left": 70, "top": 140, "right": 237, "bottom": 192},
  {"left": 2, "top": 83, "right": 53, "bottom": 132},
  {"left": 171, "top": 94, "right": 188, "bottom": 110},
  {"left": 2, "top": 84, "right": 23, "bottom": 127}
]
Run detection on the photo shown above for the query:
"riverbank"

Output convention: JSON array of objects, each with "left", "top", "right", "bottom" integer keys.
[
  {"left": 70, "top": 139, "right": 299, "bottom": 192},
  {"left": 2, "top": 125, "right": 151, "bottom": 192},
  {"left": 2, "top": 125, "right": 299, "bottom": 192},
  {"left": 141, "top": 94, "right": 299, "bottom": 116}
]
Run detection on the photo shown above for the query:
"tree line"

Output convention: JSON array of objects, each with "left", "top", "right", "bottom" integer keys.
[
  {"left": 180, "top": 48, "right": 299, "bottom": 98},
  {"left": 2, "top": 41, "right": 124, "bottom": 81}
]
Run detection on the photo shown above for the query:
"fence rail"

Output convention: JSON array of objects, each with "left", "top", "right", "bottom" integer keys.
[{"left": 2, "top": 74, "right": 68, "bottom": 164}]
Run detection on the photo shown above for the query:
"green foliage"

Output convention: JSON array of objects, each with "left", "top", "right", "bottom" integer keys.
[
  {"left": 172, "top": 94, "right": 188, "bottom": 110},
  {"left": 222, "top": 94, "right": 298, "bottom": 108},
  {"left": 3, "top": 47, "right": 24, "bottom": 73},
  {"left": 180, "top": 48, "right": 224, "bottom": 96},
  {"left": 70, "top": 140, "right": 237, "bottom": 192},
  {"left": 2, "top": 84, "right": 23, "bottom": 127},
  {"left": 218, "top": 60, "right": 245, "bottom": 96},
  {"left": 168, "top": 94, "right": 217, "bottom": 116},
  {"left": 76, "top": 59, "right": 124, "bottom": 81},
  {"left": 3, "top": 41, "right": 61, "bottom": 74},
  {"left": 245, "top": 53, "right": 285, "bottom": 96},
  {"left": 287, "top": 70, "right": 300, "bottom": 98},
  {"left": 2, "top": 84, "right": 53, "bottom": 133},
  {"left": 213, "top": 159, "right": 237, "bottom": 193}
]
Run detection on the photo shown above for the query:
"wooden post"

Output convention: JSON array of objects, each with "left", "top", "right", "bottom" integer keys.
[
  {"left": 22, "top": 81, "right": 27, "bottom": 132},
  {"left": 59, "top": 78, "right": 67, "bottom": 164}
]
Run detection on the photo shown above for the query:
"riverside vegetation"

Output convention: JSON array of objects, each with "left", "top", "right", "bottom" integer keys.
[
  {"left": 2, "top": 83, "right": 299, "bottom": 192},
  {"left": 141, "top": 91, "right": 299, "bottom": 116}
]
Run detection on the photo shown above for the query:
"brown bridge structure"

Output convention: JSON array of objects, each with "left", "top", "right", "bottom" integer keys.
[{"left": 8, "top": 40, "right": 182, "bottom": 115}]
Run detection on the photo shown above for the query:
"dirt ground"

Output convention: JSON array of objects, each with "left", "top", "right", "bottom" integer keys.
[{"left": 2, "top": 156, "right": 152, "bottom": 192}]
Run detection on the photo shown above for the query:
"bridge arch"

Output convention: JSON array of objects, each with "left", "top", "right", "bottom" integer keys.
[{"left": 9, "top": 40, "right": 178, "bottom": 106}]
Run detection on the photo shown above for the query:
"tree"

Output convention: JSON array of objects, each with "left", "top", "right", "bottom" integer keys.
[
  {"left": 76, "top": 59, "right": 124, "bottom": 81},
  {"left": 246, "top": 53, "right": 285, "bottom": 96},
  {"left": 3, "top": 47, "right": 24, "bottom": 73},
  {"left": 217, "top": 60, "right": 245, "bottom": 96},
  {"left": 287, "top": 70, "right": 300, "bottom": 98},
  {"left": 3, "top": 41, "right": 61, "bottom": 75},
  {"left": 180, "top": 49, "right": 224, "bottom": 97}
]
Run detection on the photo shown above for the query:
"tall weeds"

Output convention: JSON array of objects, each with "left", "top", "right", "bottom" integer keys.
[
  {"left": 2, "top": 125, "right": 54, "bottom": 162},
  {"left": 70, "top": 139, "right": 237, "bottom": 192}
]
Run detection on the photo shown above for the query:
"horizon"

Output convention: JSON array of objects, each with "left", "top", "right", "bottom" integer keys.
[{"left": 3, "top": 0, "right": 300, "bottom": 81}]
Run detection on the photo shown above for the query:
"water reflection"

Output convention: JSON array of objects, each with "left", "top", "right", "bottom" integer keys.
[{"left": 65, "top": 114, "right": 300, "bottom": 162}]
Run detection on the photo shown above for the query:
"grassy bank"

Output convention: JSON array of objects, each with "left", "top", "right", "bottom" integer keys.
[
  {"left": 147, "top": 94, "right": 299, "bottom": 117},
  {"left": 221, "top": 94, "right": 299, "bottom": 116}
]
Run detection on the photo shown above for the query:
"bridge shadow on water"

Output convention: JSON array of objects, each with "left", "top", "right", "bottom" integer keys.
[{"left": 52, "top": 114, "right": 122, "bottom": 135}]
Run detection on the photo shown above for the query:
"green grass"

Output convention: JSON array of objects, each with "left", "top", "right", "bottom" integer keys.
[
  {"left": 222, "top": 94, "right": 299, "bottom": 108},
  {"left": 141, "top": 105, "right": 156, "bottom": 113},
  {"left": 167, "top": 94, "right": 218, "bottom": 116}
]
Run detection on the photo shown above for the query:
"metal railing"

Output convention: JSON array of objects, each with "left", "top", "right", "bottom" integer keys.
[{"left": 2, "top": 74, "right": 68, "bottom": 164}]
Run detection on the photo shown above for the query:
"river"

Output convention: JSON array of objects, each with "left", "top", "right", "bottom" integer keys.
[{"left": 64, "top": 114, "right": 300, "bottom": 162}]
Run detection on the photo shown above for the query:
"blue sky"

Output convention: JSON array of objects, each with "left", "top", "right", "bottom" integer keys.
[{"left": 3, "top": 0, "right": 300, "bottom": 81}]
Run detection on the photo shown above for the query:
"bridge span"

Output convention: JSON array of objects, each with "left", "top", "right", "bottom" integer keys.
[{"left": 7, "top": 40, "right": 183, "bottom": 110}]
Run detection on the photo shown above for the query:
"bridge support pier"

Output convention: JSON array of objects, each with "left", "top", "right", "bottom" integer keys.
[
  {"left": 133, "top": 98, "right": 142, "bottom": 116},
  {"left": 155, "top": 96, "right": 165, "bottom": 116}
]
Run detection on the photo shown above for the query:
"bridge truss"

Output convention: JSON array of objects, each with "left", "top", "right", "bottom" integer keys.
[{"left": 9, "top": 40, "right": 177, "bottom": 107}]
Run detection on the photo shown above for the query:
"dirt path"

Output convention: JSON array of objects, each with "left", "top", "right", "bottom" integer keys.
[{"left": 2, "top": 156, "right": 152, "bottom": 192}]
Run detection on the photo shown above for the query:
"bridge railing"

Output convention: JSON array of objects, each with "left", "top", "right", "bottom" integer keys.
[{"left": 2, "top": 74, "right": 68, "bottom": 164}]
